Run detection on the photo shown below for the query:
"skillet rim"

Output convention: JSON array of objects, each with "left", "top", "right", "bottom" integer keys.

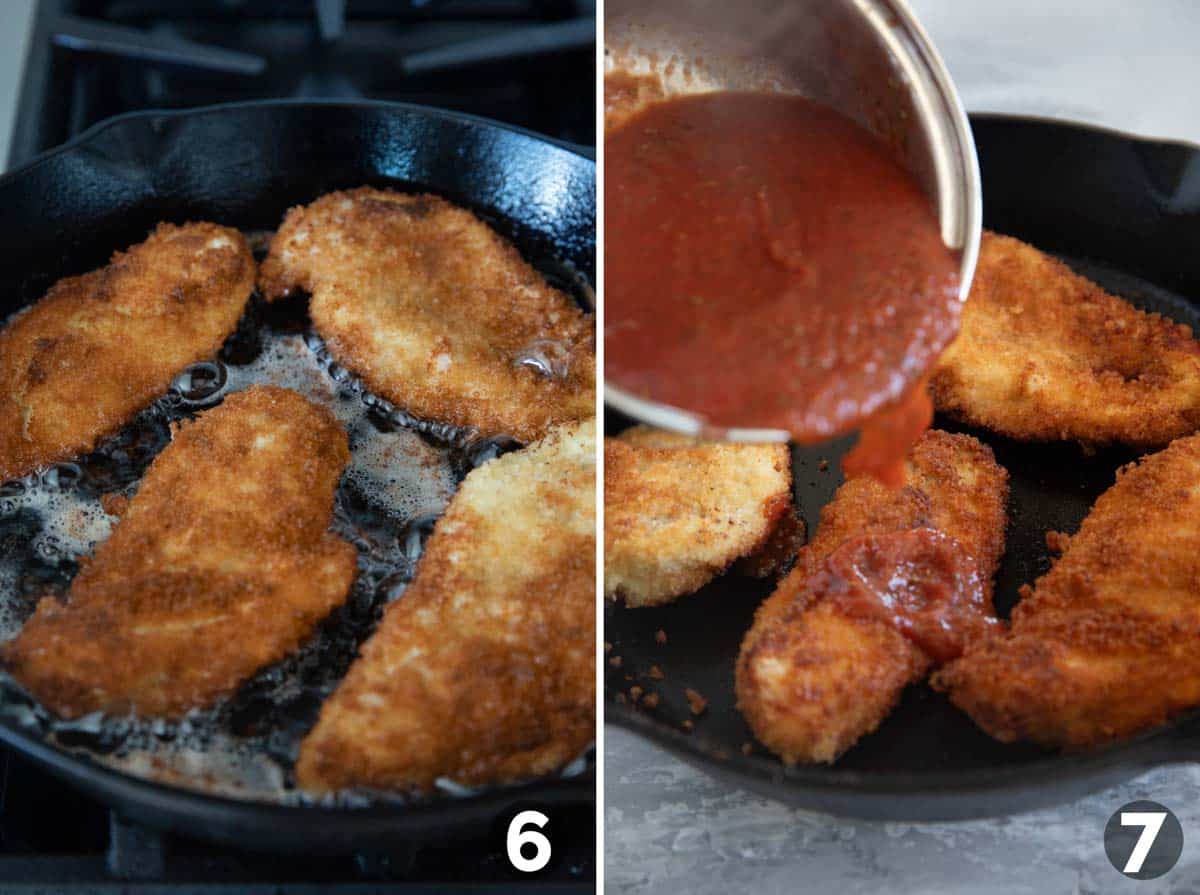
[
  {"left": 604, "top": 110, "right": 1200, "bottom": 810},
  {"left": 0, "top": 96, "right": 595, "bottom": 186},
  {"left": 0, "top": 98, "right": 596, "bottom": 840}
]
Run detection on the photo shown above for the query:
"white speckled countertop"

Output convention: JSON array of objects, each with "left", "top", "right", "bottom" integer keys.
[
  {"left": 605, "top": 2, "right": 1200, "bottom": 892},
  {"left": 606, "top": 729, "right": 1200, "bottom": 894}
]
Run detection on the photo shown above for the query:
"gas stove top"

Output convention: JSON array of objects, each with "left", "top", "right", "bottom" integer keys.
[
  {"left": 9, "top": 0, "right": 595, "bottom": 167},
  {"left": 1, "top": 2, "right": 595, "bottom": 889}
]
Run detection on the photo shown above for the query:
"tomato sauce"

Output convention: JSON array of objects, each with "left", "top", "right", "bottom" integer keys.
[
  {"left": 811, "top": 528, "right": 998, "bottom": 663},
  {"left": 605, "top": 90, "right": 961, "bottom": 482}
]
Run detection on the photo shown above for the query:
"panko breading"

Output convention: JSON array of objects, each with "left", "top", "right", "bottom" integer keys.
[
  {"left": 0, "top": 223, "right": 254, "bottom": 483},
  {"left": 936, "top": 434, "right": 1200, "bottom": 749},
  {"left": 604, "top": 426, "right": 797, "bottom": 608},
  {"left": 2, "top": 386, "right": 357, "bottom": 718},
  {"left": 296, "top": 419, "right": 595, "bottom": 794},
  {"left": 737, "top": 431, "right": 1008, "bottom": 763},
  {"left": 259, "top": 188, "right": 595, "bottom": 443},
  {"left": 931, "top": 231, "right": 1200, "bottom": 446}
]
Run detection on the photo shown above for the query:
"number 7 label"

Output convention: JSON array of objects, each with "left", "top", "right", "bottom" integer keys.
[
  {"left": 1105, "top": 800, "right": 1183, "bottom": 880},
  {"left": 1120, "top": 811, "right": 1167, "bottom": 874}
]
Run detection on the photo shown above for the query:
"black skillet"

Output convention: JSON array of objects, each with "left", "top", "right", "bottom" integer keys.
[
  {"left": 0, "top": 99, "right": 594, "bottom": 852},
  {"left": 605, "top": 113, "right": 1200, "bottom": 822}
]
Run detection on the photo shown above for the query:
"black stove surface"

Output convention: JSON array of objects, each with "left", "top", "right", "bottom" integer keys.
[
  {"left": 2, "top": 1, "right": 595, "bottom": 889},
  {"left": 0, "top": 751, "right": 593, "bottom": 892},
  {"left": 10, "top": 0, "right": 596, "bottom": 167}
]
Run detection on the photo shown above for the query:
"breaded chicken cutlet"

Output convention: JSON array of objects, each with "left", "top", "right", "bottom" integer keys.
[
  {"left": 2, "top": 386, "right": 358, "bottom": 718},
  {"left": 936, "top": 433, "right": 1200, "bottom": 749},
  {"left": 737, "top": 430, "right": 1008, "bottom": 764},
  {"left": 0, "top": 223, "right": 254, "bottom": 483},
  {"left": 605, "top": 426, "right": 801, "bottom": 607},
  {"left": 931, "top": 231, "right": 1200, "bottom": 446},
  {"left": 296, "top": 418, "right": 595, "bottom": 794},
  {"left": 259, "top": 188, "right": 595, "bottom": 443}
]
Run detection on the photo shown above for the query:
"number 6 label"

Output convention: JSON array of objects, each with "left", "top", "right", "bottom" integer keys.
[{"left": 506, "top": 809, "right": 552, "bottom": 872}]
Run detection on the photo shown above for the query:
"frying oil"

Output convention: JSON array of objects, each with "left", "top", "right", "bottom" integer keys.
[{"left": 0, "top": 281, "right": 583, "bottom": 806}]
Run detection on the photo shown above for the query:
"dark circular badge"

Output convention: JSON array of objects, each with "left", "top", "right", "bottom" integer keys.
[{"left": 1104, "top": 800, "right": 1183, "bottom": 880}]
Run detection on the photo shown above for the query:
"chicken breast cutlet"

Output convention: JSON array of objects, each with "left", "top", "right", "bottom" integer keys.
[
  {"left": 931, "top": 231, "right": 1200, "bottom": 446},
  {"left": 2, "top": 386, "right": 357, "bottom": 718},
  {"left": 0, "top": 222, "right": 254, "bottom": 483},
  {"left": 259, "top": 188, "right": 595, "bottom": 443},
  {"left": 295, "top": 418, "right": 595, "bottom": 794},
  {"left": 605, "top": 426, "right": 800, "bottom": 608},
  {"left": 737, "top": 430, "right": 1008, "bottom": 763},
  {"left": 936, "top": 433, "right": 1200, "bottom": 748}
]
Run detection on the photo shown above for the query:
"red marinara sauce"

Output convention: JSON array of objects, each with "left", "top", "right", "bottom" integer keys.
[
  {"left": 811, "top": 528, "right": 998, "bottom": 663},
  {"left": 605, "top": 90, "right": 961, "bottom": 484}
]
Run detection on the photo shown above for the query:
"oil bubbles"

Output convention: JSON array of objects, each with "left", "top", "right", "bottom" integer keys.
[{"left": 171, "top": 361, "right": 228, "bottom": 406}]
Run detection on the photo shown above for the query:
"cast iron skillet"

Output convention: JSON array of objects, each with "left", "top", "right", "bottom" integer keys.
[
  {"left": 606, "top": 113, "right": 1200, "bottom": 822},
  {"left": 0, "top": 99, "right": 594, "bottom": 852}
]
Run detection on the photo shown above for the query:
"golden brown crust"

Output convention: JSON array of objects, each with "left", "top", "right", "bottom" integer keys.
[
  {"left": 734, "top": 506, "right": 807, "bottom": 580},
  {"left": 258, "top": 188, "right": 595, "bottom": 443},
  {"left": 0, "top": 222, "right": 255, "bottom": 482},
  {"left": 603, "top": 426, "right": 795, "bottom": 607},
  {"left": 931, "top": 231, "right": 1200, "bottom": 446},
  {"left": 935, "top": 433, "right": 1200, "bottom": 748},
  {"left": 2, "top": 386, "right": 357, "bottom": 718},
  {"left": 736, "top": 430, "right": 1009, "bottom": 763},
  {"left": 295, "top": 419, "right": 595, "bottom": 794}
]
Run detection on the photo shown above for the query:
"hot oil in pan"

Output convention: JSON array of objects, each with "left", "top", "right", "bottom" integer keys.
[
  {"left": 0, "top": 312, "right": 453, "bottom": 802},
  {"left": 0, "top": 238, "right": 593, "bottom": 805}
]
